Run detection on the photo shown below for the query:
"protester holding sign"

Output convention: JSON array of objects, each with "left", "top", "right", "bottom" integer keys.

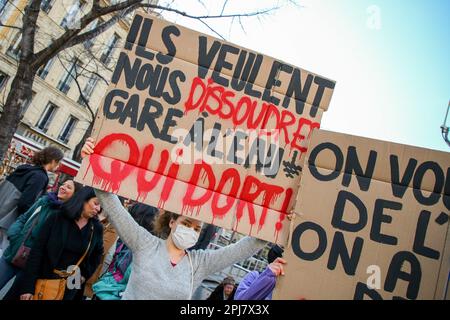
[
  {"left": 75, "top": 13, "right": 336, "bottom": 246},
  {"left": 83, "top": 211, "right": 118, "bottom": 299},
  {"left": 79, "top": 138, "right": 266, "bottom": 300},
  {"left": 4, "top": 187, "right": 104, "bottom": 300}
]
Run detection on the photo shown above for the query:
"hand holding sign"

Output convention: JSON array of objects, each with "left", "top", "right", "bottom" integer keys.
[
  {"left": 268, "top": 257, "right": 287, "bottom": 276},
  {"left": 81, "top": 137, "right": 95, "bottom": 159}
]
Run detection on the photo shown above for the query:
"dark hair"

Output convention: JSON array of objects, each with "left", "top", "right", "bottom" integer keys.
[
  {"left": 32, "top": 146, "right": 64, "bottom": 166},
  {"left": 267, "top": 245, "right": 284, "bottom": 264},
  {"left": 222, "top": 276, "right": 235, "bottom": 286},
  {"left": 60, "top": 186, "right": 99, "bottom": 220},
  {"left": 118, "top": 196, "right": 127, "bottom": 206},
  {"left": 128, "top": 203, "right": 159, "bottom": 233},
  {"left": 153, "top": 210, "right": 180, "bottom": 239},
  {"left": 60, "top": 179, "right": 82, "bottom": 195}
]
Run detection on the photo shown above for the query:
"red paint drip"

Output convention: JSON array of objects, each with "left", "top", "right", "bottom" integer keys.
[
  {"left": 157, "top": 198, "right": 166, "bottom": 210},
  {"left": 136, "top": 147, "right": 168, "bottom": 203},
  {"left": 83, "top": 163, "right": 92, "bottom": 181},
  {"left": 211, "top": 168, "right": 240, "bottom": 220}
]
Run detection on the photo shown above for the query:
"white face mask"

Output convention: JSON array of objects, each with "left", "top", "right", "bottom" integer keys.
[{"left": 171, "top": 224, "right": 199, "bottom": 250}]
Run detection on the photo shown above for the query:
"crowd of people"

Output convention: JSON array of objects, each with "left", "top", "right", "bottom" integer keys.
[{"left": 0, "top": 139, "right": 289, "bottom": 300}]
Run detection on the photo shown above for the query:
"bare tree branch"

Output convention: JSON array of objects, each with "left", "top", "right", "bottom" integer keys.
[
  {"left": 227, "top": 16, "right": 235, "bottom": 38},
  {"left": 69, "top": 48, "right": 111, "bottom": 86},
  {"left": 66, "top": 4, "right": 139, "bottom": 49},
  {"left": 32, "top": 0, "right": 145, "bottom": 70},
  {"left": 198, "top": 18, "right": 225, "bottom": 40},
  {"left": 93, "top": 0, "right": 101, "bottom": 12},
  {"left": 87, "top": 70, "right": 109, "bottom": 86},
  {"left": 142, "top": 3, "right": 280, "bottom": 20},
  {"left": 238, "top": 16, "right": 247, "bottom": 35},
  {"left": 32, "top": 1, "right": 279, "bottom": 70},
  {"left": 220, "top": 0, "right": 229, "bottom": 16},
  {"left": 20, "top": 0, "right": 42, "bottom": 64},
  {"left": 55, "top": 54, "right": 95, "bottom": 121},
  {"left": 4, "top": 0, "right": 26, "bottom": 16},
  {"left": 0, "top": 22, "right": 21, "bottom": 30}
]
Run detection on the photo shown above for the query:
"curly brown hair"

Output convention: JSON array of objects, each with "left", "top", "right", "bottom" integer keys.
[
  {"left": 153, "top": 210, "right": 180, "bottom": 239},
  {"left": 32, "top": 146, "right": 64, "bottom": 166}
]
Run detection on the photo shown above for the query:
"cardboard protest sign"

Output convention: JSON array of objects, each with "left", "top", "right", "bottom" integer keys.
[
  {"left": 75, "top": 13, "right": 336, "bottom": 244},
  {"left": 274, "top": 129, "right": 450, "bottom": 299}
]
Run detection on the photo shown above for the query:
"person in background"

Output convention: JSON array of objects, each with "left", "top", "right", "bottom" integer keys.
[
  {"left": 206, "top": 276, "right": 236, "bottom": 301},
  {"left": 0, "top": 146, "right": 63, "bottom": 253},
  {"left": 190, "top": 224, "right": 218, "bottom": 251},
  {"left": 82, "top": 210, "right": 118, "bottom": 299},
  {"left": 92, "top": 203, "right": 159, "bottom": 300},
  {"left": 0, "top": 179, "right": 80, "bottom": 292},
  {"left": 118, "top": 196, "right": 135, "bottom": 211},
  {"left": 4, "top": 187, "right": 104, "bottom": 300},
  {"left": 234, "top": 245, "right": 285, "bottom": 300}
]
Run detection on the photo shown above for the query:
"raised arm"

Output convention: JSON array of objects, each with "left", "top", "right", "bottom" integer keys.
[
  {"left": 95, "top": 190, "right": 158, "bottom": 253},
  {"left": 234, "top": 267, "right": 277, "bottom": 300},
  {"left": 195, "top": 237, "right": 266, "bottom": 278}
]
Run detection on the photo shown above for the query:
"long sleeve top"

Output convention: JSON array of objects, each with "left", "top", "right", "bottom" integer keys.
[
  {"left": 95, "top": 190, "right": 266, "bottom": 300},
  {"left": 234, "top": 267, "right": 277, "bottom": 300}
]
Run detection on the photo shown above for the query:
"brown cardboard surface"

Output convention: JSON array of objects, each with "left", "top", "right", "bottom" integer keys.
[
  {"left": 435, "top": 222, "right": 450, "bottom": 299},
  {"left": 75, "top": 14, "right": 335, "bottom": 244},
  {"left": 274, "top": 130, "right": 450, "bottom": 300},
  {"left": 124, "top": 13, "right": 335, "bottom": 110},
  {"left": 305, "top": 129, "right": 450, "bottom": 194},
  {"left": 78, "top": 153, "right": 290, "bottom": 244}
]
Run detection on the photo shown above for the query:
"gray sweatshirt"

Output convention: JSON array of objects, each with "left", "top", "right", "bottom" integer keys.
[{"left": 95, "top": 190, "right": 267, "bottom": 300}]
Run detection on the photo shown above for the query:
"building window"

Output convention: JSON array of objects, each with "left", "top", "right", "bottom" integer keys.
[
  {"left": 0, "top": 70, "right": 8, "bottom": 91},
  {"left": 58, "top": 115, "right": 78, "bottom": 144},
  {"left": 57, "top": 60, "right": 78, "bottom": 94},
  {"left": 77, "top": 74, "right": 99, "bottom": 106},
  {"left": 36, "top": 102, "right": 58, "bottom": 133},
  {"left": 83, "top": 18, "right": 103, "bottom": 50},
  {"left": 0, "top": 0, "right": 7, "bottom": 17},
  {"left": 60, "top": 0, "right": 86, "bottom": 30},
  {"left": 37, "top": 58, "right": 55, "bottom": 79},
  {"left": 40, "top": 0, "right": 54, "bottom": 13},
  {"left": 6, "top": 31, "right": 21, "bottom": 60},
  {"left": 100, "top": 33, "right": 120, "bottom": 65},
  {"left": 0, "top": 0, "right": 16, "bottom": 22}
]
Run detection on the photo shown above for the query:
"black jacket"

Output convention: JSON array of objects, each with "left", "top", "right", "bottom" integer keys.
[
  {"left": 191, "top": 224, "right": 218, "bottom": 251},
  {"left": 6, "top": 164, "right": 49, "bottom": 215},
  {"left": 206, "top": 283, "right": 236, "bottom": 301},
  {"left": 16, "top": 211, "right": 104, "bottom": 299}
]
